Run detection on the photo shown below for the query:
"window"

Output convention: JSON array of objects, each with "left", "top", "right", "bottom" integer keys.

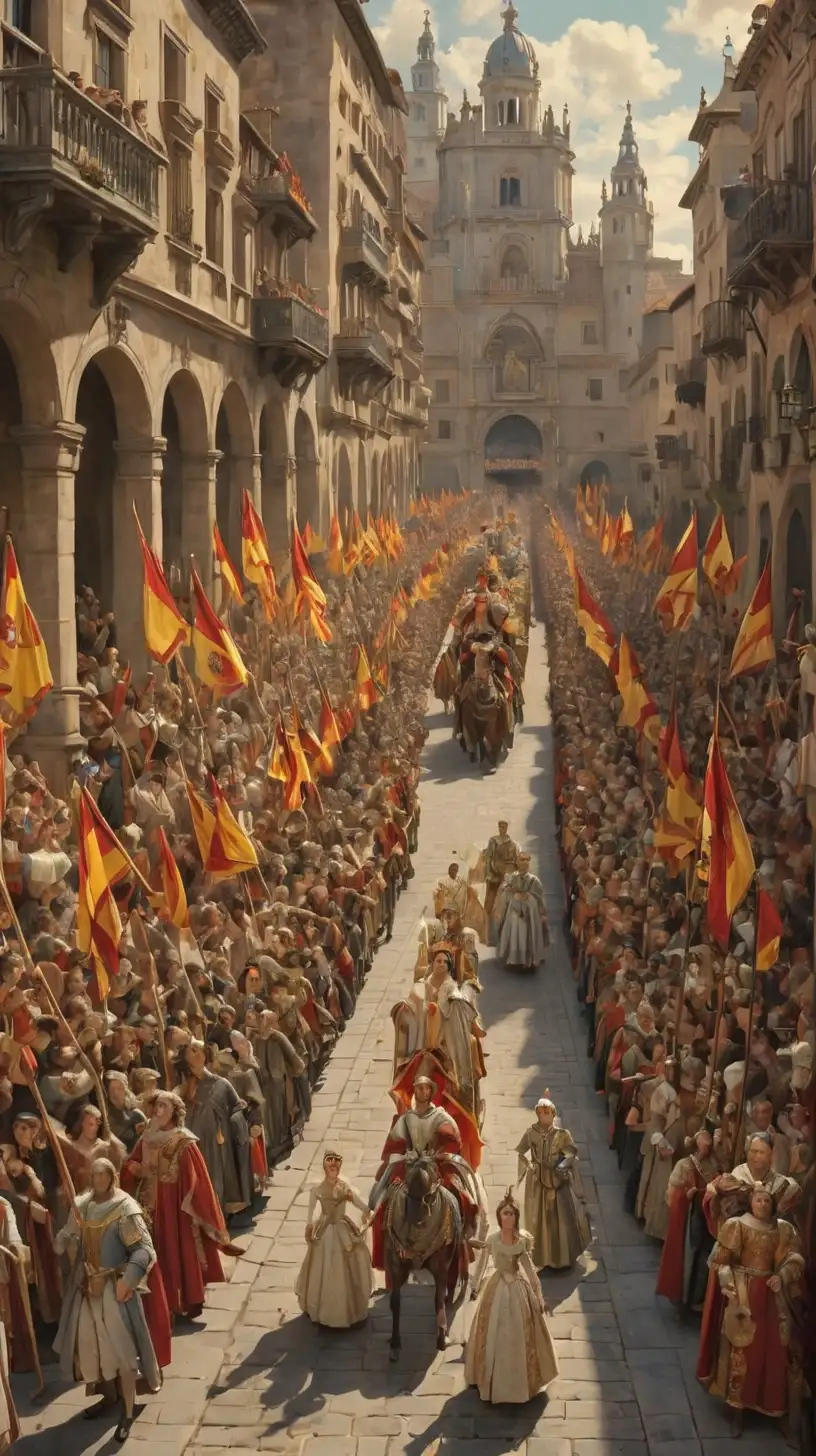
[
  {"left": 232, "top": 210, "right": 249, "bottom": 289},
  {"left": 581, "top": 322, "right": 598, "bottom": 346},
  {"left": 10, "top": 0, "right": 32, "bottom": 34},
  {"left": 163, "top": 32, "right": 186, "bottom": 103},
  {"left": 206, "top": 189, "right": 224, "bottom": 265},
  {"left": 93, "top": 27, "right": 125, "bottom": 93},
  {"left": 587, "top": 378, "right": 603, "bottom": 402},
  {"left": 168, "top": 144, "right": 193, "bottom": 241},
  {"left": 415, "top": 156, "right": 425, "bottom": 170},
  {"left": 497, "top": 101, "right": 504, "bottom": 126},
  {"left": 499, "top": 176, "right": 521, "bottom": 207},
  {"left": 752, "top": 148, "right": 765, "bottom": 186},
  {"left": 205, "top": 85, "right": 221, "bottom": 134},
  {"left": 792, "top": 108, "right": 808, "bottom": 181},
  {"left": 438, "top": 420, "right": 452, "bottom": 439},
  {"left": 506, "top": 98, "right": 519, "bottom": 125},
  {"left": 626, "top": 284, "right": 631, "bottom": 295},
  {"left": 415, "top": 103, "right": 426, "bottom": 121},
  {"left": 339, "top": 88, "right": 349, "bottom": 119},
  {"left": 435, "top": 379, "right": 450, "bottom": 403},
  {"left": 774, "top": 126, "right": 784, "bottom": 180}
]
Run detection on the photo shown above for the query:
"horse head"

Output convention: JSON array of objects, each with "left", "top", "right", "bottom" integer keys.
[{"left": 404, "top": 1153, "right": 440, "bottom": 1222}]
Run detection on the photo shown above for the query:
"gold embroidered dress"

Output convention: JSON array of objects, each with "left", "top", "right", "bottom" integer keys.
[
  {"left": 295, "top": 1177, "right": 373, "bottom": 1327},
  {"left": 516, "top": 1124, "right": 591, "bottom": 1269},
  {"left": 464, "top": 1231, "right": 558, "bottom": 1403}
]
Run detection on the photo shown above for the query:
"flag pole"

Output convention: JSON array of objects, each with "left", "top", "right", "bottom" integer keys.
[{"left": 730, "top": 872, "right": 760, "bottom": 1170}]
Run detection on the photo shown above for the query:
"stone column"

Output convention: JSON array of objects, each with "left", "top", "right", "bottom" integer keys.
[
  {"left": 11, "top": 422, "right": 86, "bottom": 786},
  {"left": 113, "top": 436, "right": 166, "bottom": 672},
  {"left": 181, "top": 451, "right": 220, "bottom": 593}
]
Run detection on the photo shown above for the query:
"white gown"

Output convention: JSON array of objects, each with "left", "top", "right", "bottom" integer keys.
[
  {"left": 465, "top": 1230, "right": 559, "bottom": 1403},
  {"left": 295, "top": 1178, "right": 373, "bottom": 1327}
]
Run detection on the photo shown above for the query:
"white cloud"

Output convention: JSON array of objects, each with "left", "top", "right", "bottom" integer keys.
[
  {"left": 458, "top": 0, "right": 500, "bottom": 20},
  {"left": 665, "top": 0, "right": 753, "bottom": 55}
]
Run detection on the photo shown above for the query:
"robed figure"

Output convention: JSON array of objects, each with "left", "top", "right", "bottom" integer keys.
[{"left": 516, "top": 1095, "right": 591, "bottom": 1270}]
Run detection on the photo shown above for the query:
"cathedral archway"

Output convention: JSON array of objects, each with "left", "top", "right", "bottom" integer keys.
[
  {"left": 579, "top": 459, "right": 611, "bottom": 488},
  {"left": 486, "top": 316, "right": 543, "bottom": 396},
  {"left": 484, "top": 414, "right": 542, "bottom": 489}
]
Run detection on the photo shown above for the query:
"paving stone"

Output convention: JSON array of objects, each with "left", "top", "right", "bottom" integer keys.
[{"left": 643, "top": 1410, "right": 699, "bottom": 1443}]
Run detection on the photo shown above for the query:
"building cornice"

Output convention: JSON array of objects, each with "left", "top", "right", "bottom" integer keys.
[
  {"left": 732, "top": 0, "right": 794, "bottom": 93},
  {"left": 196, "top": 0, "right": 266, "bottom": 64},
  {"left": 334, "top": 0, "right": 409, "bottom": 114}
]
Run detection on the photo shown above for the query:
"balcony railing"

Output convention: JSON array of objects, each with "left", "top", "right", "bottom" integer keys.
[
  {"left": 700, "top": 300, "right": 745, "bottom": 360},
  {"left": 655, "top": 434, "right": 681, "bottom": 463},
  {"left": 674, "top": 357, "right": 706, "bottom": 407},
  {"left": 251, "top": 294, "right": 329, "bottom": 387},
  {"left": 334, "top": 317, "right": 394, "bottom": 396},
  {"left": 244, "top": 168, "right": 317, "bottom": 241},
  {"left": 730, "top": 180, "right": 812, "bottom": 299},
  {"left": 339, "top": 218, "right": 389, "bottom": 287},
  {"left": 720, "top": 421, "right": 747, "bottom": 491},
  {"left": 484, "top": 458, "right": 543, "bottom": 475}
]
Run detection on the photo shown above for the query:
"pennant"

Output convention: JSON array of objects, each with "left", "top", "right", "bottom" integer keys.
[
  {"left": 655, "top": 513, "right": 698, "bottom": 632},
  {"left": 76, "top": 788, "right": 145, "bottom": 999},
  {"left": 134, "top": 511, "right": 190, "bottom": 665},
  {"left": 574, "top": 571, "right": 616, "bottom": 666},
  {"left": 241, "top": 491, "right": 279, "bottom": 621},
  {"left": 327, "top": 514, "right": 345, "bottom": 576},
  {"left": 292, "top": 519, "right": 332, "bottom": 643},
  {"left": 354, "top": 643, "right": 381, "bottom": 712},
  {"left": 190, "top": 568, "right": 248, "bottom": 698},
  {"left": 611, "top": 633, "right": 660, "bottom": 743},
  {"left": 0, "top": 538, "right": 53, "bottom": 718},
  {"left": 186, "top": 777, "right": 258, "bottom": 882},
  {"left": 154, "top": 825, "right": 189, "bottom": 929},
  {"left": 729, "top": 556, "right": 774, "bottom": 679},
  {"left": 639, "top": 516, "right": 664, "bottom": 575},
  {"left": 701, "top": 728, "right": 755, "bottom": 948},
  {"left": 658, "top": 696, "right": 689, "bottom": 786},
  {"left": 213, "top": 523, "right": 243, "bottom": 606},
  {"left": 756, "top": 888, "right": 784, "bottom": 972}
]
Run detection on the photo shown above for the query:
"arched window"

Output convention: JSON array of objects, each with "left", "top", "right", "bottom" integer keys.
[
  {"left": 506, "top": 98, "right": 519, "bottom": 125},
  {"left": 499, "top": 244, "right": 529, "bottom": 290},
  {"left": 415, "top": 103, "right": 426, "bottom": 121},
  {"left": 499, "top": 176, "right": 521, "bottom": 207}
]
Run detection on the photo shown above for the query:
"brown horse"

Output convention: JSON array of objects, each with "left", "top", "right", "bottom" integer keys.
[
  {"left": 456, "top": 668, "right": 511, "bottom": 769},
  {"left": 380, "top": 1155, "right": 466, "bottom": 1361},
  {"left": 433, "top": 646, "right": 458, "bottom": 714}
]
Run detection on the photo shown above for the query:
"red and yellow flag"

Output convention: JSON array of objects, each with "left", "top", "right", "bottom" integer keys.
[
  {"left": 241, "top": 491, "right": 279, "bottom": 622},
  {"left": 292, "top": 519, "right": 332, "bottom": 643},
  {"left": 0, "top": 538, "right": 53, "bottom": 718},
  {"left": 318, "top": 685, "right": 343, "bottom": 752},
  {"left": 702, "top": 511, "right": 746, "bottom": 599},
  {"left": 186, "top": 777, "right": 258, "bottom": 881},
  {"left": 659, "top": 696, "right": 688, "bottom": 786},
  {"left": 355, "top": 643, "right": 381, "bottom": 712},
  {"left": 655, "top": 513, "right": 698, "bottom": 632},
  {"left": 302, "top": 520, "right": 325, "bottom": 556},
  {"left": 154, "top": 826, "right": 189, "bottom": 929},
  {"left": 191, "top": 567, "right": 248, "bottom": 698},
  {"left": 327, "top": 514, "right": 345, "bottom": 576},
  {"left": 638, "top": 516, "right": 664, "bottom": 575},
  {"left": 614, "top": 504, "right": 635, "bottom": 565},
  {"left": 134, "top": 511, "right": 190, "bottom": 665},
  {"left": 76, "top": 788, "right": 143, "bottom": 999},
  {"left": 611, "top": 633, "right": 660, "bottom": 744},
  {"left": 729, "top": 555, "right": 774, "bottom": 679},
  {"left": 756, "top": 888, "right": 784, "bottom": 972},
  {"left": 701, "top": 728, "right": 755, "bottom": 948},
  {"left": 213, "top": 523, "right": 243, "bottom": 606},
  {"left": 574, "top": 571, "right": 616, "bottom": 666}
]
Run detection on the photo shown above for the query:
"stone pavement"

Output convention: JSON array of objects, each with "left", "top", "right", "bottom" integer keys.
[{"left": 12, "top": 622, "right": 788, "bottom": 1456}]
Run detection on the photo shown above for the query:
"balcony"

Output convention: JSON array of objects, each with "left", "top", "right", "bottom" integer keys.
[
  {"left": 484, "top": 458, "right": 543, "bottom": 477},
  {"left": 675, "top": 357, "right": 706, "bottom": 407},
  {"left": 655, "top": 434, "right": 681, "bottom": 463},
  {"left": 244, "top": 168, "right": 317, "bottom": 243},
  {"left": 700, "top": 300, "right": 745, "bottom": 360},
  {"left": 334, "top": 317, "right": 394, "bottom": 398},
  {"left": 720, "top": 422, "right": 747, "bottom": 492},
  {"left": 251, "top": 292, "right": 329, "bottom": 388},
  {"left": 339, "top": 218, "right": 389, "bottom": 288},
  {"left": 351, "top": 146, "right": 389, "bottom": 206},
  {"left": 386, "top": 379, "right": 429, "bottom": 427},
  {"left": 0, "top": 61, "right": 163, "bottom": 303},
  {"left": 729, "top": 180, "right": 812, "bottom": 301}
]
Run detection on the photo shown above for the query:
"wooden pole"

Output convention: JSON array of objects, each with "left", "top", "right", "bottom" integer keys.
[{"left": 731, "top": 875, "right": 760, "bottom": 1170}]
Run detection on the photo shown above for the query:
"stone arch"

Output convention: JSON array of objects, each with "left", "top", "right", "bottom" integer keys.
[
  {"left": 579, "top": 459, "right": 611, "bottom": 488},
  {"left": 0, "top": 293, "right": 61, "bottom": 428},
  {"left": 789, "top": 328, "right": 813, "bottom": 402},
  {"left": 73, "top": 347, "right": 153, "bottom": 629},
  {"left": 485, "top": 313, "right": 544, "bottom": 394},
  {"left": 758, "top": 502, "right": 772, "bottom": 573},
  {"left": 750, "top": 351, "right": 764, "bottom": 422},
  {"left": 484, "top": 414, "right": 543, "bottom": 489},
  {"left": 499, "top": 242, "right": 529, "bottom": 289},
  {"left": 370, "top": 453, "right": 380, "bottom": 518},
  {"left": 785, "top": 490, "right": 811, "bottom": 620},
  {"left": 769, "top": 353, "right": 786, "bottom": 433},
  {"left": 0, "top": 335, "right": 23, "bottom": 555},
  {"left": 216, "top": 381, "right": 255, "bottom": 567},
  {"left": 295, "top": 408, "right": 319, "bottom": 533},
  {"left": 160, "top": 369, "right": 208, "bottom": 584},
  {"left": 337, "top": 443, "right": 353, "bottom": 528},
  {"left": 260, "top": 397, "right": 289, "bottom": 555}
]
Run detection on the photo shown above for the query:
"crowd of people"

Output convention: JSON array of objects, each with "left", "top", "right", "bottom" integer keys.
[
  {"left": 0, "top": 492, "right": 496, "bottom": 1444},
  {"left": 535, "top": 499, "right": 814, "bottom": 1443}
]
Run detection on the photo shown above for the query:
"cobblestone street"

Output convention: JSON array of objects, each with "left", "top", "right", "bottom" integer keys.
[{"left": 13, "top": 623, "right": 786, "bottom": 1456}]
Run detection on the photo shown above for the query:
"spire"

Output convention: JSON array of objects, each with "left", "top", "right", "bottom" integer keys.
[
  {"left": 616, "top": 100, "right": 640, "bottom": 168},
  {"left": 502, "top": 2, "right": 519, "bottom": 32},
  {"left": 722, "top": 31, "right": 736, "bottom": 81},
  {"left": 417, "top": 9, "right": 435, "bottom": 62}
]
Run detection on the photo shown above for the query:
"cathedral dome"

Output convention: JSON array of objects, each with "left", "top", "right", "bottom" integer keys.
[{"left": 484, "top": 4, "right": 537, "bottom": 79}]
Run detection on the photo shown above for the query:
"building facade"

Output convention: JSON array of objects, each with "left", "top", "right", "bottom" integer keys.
[
  {"left": 0, "top": 0, "right": 426, "bottom": 774},
  {"left": 404, "top": 11, "right": 446, "bottom": 234},
  {"left": 410, "top": 5, "right": 686, "bottom": 503},
  {"left": 242, "top": 0, "right": 428, "bottom": 550}
]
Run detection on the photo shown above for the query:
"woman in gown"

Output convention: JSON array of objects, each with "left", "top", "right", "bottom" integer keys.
[
  {"left": 697, "top": 1185, "right": 804, "bottom": 1436},
  {"left": 655, "top": 1128, "right": 717, "bottom": 1311},
  {"left": 465, "top": 1189, "right": 558, "bottom": 1404},
  {"left": 295, "top": 1150, "right": 373, "bottom": 1328}
]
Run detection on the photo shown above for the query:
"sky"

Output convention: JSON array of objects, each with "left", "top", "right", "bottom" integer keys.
[{"left": 368, "top": 0, "right": 758, "bottom": 267}]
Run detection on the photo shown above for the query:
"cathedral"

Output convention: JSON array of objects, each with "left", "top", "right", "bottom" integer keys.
[{"left": 406, "top": 5, "right": 687, "bottom": 499}]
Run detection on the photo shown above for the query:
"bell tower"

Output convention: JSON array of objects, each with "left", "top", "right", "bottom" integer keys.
[
  {"left": 600, "top": 103, "right": 653, "bottom": 359},
  {"left": 406, "top": 11, "right": 447, "bottom": 219}
]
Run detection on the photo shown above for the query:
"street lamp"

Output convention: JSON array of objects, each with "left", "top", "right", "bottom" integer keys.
[{"left": 777, "top": 381, "right": 805, "bottom": 425}]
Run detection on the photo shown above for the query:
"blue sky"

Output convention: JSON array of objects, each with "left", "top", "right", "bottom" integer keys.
[{"left": 368, "top": 0, "right": 755, "bottom": 264}]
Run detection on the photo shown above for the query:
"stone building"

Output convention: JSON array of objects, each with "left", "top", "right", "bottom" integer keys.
[
  {"left": 0, "top": 0, "right": 426, "bottom": 774},
  {"left": 409, "top": 4, "right": 685, "bottom": 503},
  {"left": 242, "top": 0, "right": 428, "bottom": 544},
  {"left": 672, "top": 4, "right": 814, "bottom": 629},
  {"left": 404, "top": 11, "right": 446, "bottom": 235}
]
